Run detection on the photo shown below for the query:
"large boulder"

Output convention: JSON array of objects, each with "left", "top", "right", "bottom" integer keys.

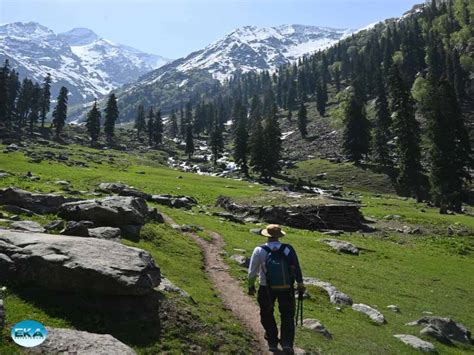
[
  {"left": 302, "top": 319, "right": 332, "bottom": 339},
  {"left": 320, "top": 239, "right": 359, "bottom": 255},
  {"left": 352, "top": 304, "right": 385, "bottom": 324},
  {"left": 0, "top": 230, "right": 160, "bottom": 295},
  {"left": 407, "top": 316, "right": 471, "bottom": 345},
  {"left": 394, "top": 334, "right": 436, "bottom": 352},
  {"left": 150, "top": 194, "right": 198, "bottom": 209},
  {"left": 304, "top": 277, "right": 353, "bottom": 305},
  {"left": 58, "top": 196, "right": 162, "bottom": 238},
  {"left": 97, "top": 182, "right": 151, "bottom": 201},
  {"left": 27, "top": 328, "right": 136, "bottom": 354},
  {"left": 88, "top": 227, "right": 121, "bottom": 241},
  {"left": 0, "top": 187, "right": 76, "bottom": 214},
  {"left": 10, "top": 220, "right": 45, "bottom": 233}
]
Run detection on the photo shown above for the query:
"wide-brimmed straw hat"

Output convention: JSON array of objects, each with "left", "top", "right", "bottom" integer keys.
[{"left": 260, "top": 224, "right": 286, "bottom": 238}]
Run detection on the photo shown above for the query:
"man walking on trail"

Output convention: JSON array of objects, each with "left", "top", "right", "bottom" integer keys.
[{"left": 248, "top": 224, "right": 305, "bottom": 354}]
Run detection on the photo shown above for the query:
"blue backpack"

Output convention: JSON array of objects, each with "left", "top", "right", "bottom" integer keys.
[{"left": 261, "top": 244, "right": 294, "bottom": 294}]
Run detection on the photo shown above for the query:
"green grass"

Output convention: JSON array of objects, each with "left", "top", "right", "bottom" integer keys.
[{"left": 0, "top": 144, "right": 473, "bottom": 354}]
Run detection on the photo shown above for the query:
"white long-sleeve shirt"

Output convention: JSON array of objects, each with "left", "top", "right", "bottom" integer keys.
[{"left": 248, "top": 241, "right": 288, "bottom": 286}]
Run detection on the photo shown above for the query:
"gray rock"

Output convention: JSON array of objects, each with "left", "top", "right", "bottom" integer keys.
[
  {"left": 180, "top": 224, "right": 203, "bottom": 233},
  {"left": 27, "top": 327, "right": 136, "bottom": 354},
  {"left": 97, "top": 182, "right": 151, "bottom": 200},
  {"left": 61, "top": 220, "right": 94, "bottom": 237},
  {"left": 150, "top": 194, "right": 173, "bottom": 207},
  {"left": 352, "top": 304, "right": 385, "bottom": 324},
  {"left": 420, "top": 325, "right": 453, "bottom": 345},
  {"left": 0, "top": 187, "right": 76, "bottom": 214},
  {"left": 394, "top": 334, "right": 436, "bottom": 352},
  {"left": 44, "top": 220, "right": 65, "bottom": 232},
  {"left": 157, "top": 277, "right": 190, "bottom": 298},
  {"left": 304, "top": 277, "right": 353, "bottom": 305},
  {"left": 406, "top": 316, "right": 471, "bottom": 344},
  {"left": 0, "top": 230, "right": 160, "bottom": 295},
  {"left": 320, "top": 239, "right": 359, "bottom": 255},
  {"left": 172, "top": 196, "right": 198, "bottom": 209},
  {"left": 230, "top": 254, "right": 249, "bottom": 267},
  {"left": 10, "top": 220, "right": 45, "bottom": 233},
  {"left": 322, "top": 230, "right": 344, "bottom": 236},
  {"left": 212, "top": 212, "right": 245, "bottom": 224},
  {"left": 387, "top": 305, "right": 400, "bottom": 313},
  {"left": 2, "top": 204, "right": 37, "bottom": 216},
  {"left": 302, "top": 319, "right": 332, "bottom": 339},
  {"left": 88, "top": 227, "right": 121, "bottom": 241},
  {"left": 250, "top": 228, "right": 262, "bottom": 235}
]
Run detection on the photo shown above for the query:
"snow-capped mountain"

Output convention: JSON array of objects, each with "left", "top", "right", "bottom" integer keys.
[
  {"left": 108, "top": 24, "right": 353, "bottom": 122},
  {"left": 0, "top": 22, "right": 170, "bottom": 104}
]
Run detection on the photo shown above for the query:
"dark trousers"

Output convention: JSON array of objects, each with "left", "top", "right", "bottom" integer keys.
[{"left": 257, "top": 286, "right": 295, "bottom": 347}]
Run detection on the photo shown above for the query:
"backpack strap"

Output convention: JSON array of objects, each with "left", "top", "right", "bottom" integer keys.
[{"left": 260, "top": 245, "right": 272, "bottom": 254}]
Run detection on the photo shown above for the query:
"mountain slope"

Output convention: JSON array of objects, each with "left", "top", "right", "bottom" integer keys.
[
  {"left": 102, "top": 24, "right": 353, "bottom": 122},
  {"left": 0, "top": 22, "right": 170, "bottom": 104}
]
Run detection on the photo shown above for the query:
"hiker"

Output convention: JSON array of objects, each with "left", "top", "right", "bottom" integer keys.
[{"left": 248, "top": 224, "right": 305, "bottom": 354}]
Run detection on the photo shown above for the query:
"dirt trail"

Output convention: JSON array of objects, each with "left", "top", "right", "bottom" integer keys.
[{"left": 163, "top": 215, "right": 305, "bottom": 354}]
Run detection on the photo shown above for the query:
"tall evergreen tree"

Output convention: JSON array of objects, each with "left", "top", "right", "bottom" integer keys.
[
  {"left": 315, "top": 78, "right": 328, "bottom": 116},
  {"left": 209, "top": 117, "right": 224, "bottom": 166},
  {"left": 233, "top": 100, "right": 249, "bottom": 176},
  {"left": 249, "top": 119, "right": 266, "bottom": 177},
  {"left": 287, "top": 110, "right": 293, "bottom": 122},
  {"left": 297, "top": 101, "right": 308, "bottom": 138},
  {"left": 146, "top": 107, "right": 155, "bottom": 146},
  {"left": 28, "top": 83, "right": 41, "bottom": 133},
  {"left": 86, "top": 100, "right": 101, "bottom": 144},
  {"left": 185, "top": 123, "right": 194, "bottom": 159},
  {"left": 342, "top": 87, "right": 370, "bottom": 164},
  {"left": 40, "top": 73, "right": 51, "bottom": 128},
  {"left": 134, "top": 104, "right": 146, "bottom": 140},
  {"left": 104, "top": 93, "right": 119, "bottom": 144},
  {"left": 51, "top": 86, "right": 68, "bottom": 139},
  {"left": 169, "top": 110, "right": 178, "bottom": 138},
  {"left": 389, "top": 64, "right": 422, "bottom": 199},
  {"left": 154, "top": 109, "right": 164, "bottom": 146},
  {"left": 372, "top": 73, "right": 393, "bottom": 167},
  {"left": 0, "top": 60, "right": 10, "bottom": 125},
  {"left": 261, "top": 112, "right": 282, "bottom": 180}
]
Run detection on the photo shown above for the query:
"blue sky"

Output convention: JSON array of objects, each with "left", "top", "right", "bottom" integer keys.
[{"left": 1, "top": 0, "right": 421, "bottom": 59}]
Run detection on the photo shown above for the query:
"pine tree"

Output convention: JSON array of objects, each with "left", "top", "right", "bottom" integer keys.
[
  {"left": 389, "top": 64, "right": 422, "bottom": 199},
  {"left": 315, "top": 78, "right": 328, "bottom": 116},
  {"left": 0, "top": 60, "right": 10, "bottom": 125},
  {"left": 286, "top": 80, "right": 297, "bottom": 110},
  {"left": 104, "top": 93, "right": 119, "bottom": 144},
  {"left": 185, "top": 123, "right": 194, "bottom": 159},
  {"left": 169, "top": 110, "right": 178, "bottom": 138},
  {"left": 209, "top": 117, "right": 224, "bottom": 165},
  {"left": 249, "top": 119, "right": 266, "bottom": 177},
  {"left": 51, "top": 86, "right": 68, "bottom": 139},
  {"left": 233, "top": 100, "right": 249, "bottom": 176},
  {"left": 297, "top": 101, "right": 308, "bottom": 138},
  {"left": 86, "top": 100, "right": 101, "bottom": 144},
  {"left": 134, "top": 104, "right": 146, "bottom": 140},
  {"left": 287, "top": 110, "right": 293, "bottom": 122},
  {"left": 261, "top": 112, "right": 282, "bottom": 180},
  {"left": 40, "top": 73, "right": 51, "bottom": 128},
  {"left": 372, "top": 73, "right": 393, "bottom": 167},
  {"left": 146, "top": 107, "right": 155, "bottom": 146},
  {"left": 16, "top": 78, "right": 34, "bottom": 129},
  {"left": 154, "top": 109, "right": 163, "bottom": 146},
  {"left": 28, "top": 83, "right": 41, "bottom": 133},
  {"left": 342, "top": 86, "right": 370, "bottom": 164}
]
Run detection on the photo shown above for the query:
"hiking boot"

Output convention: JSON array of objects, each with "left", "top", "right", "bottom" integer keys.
[
  {"left": 268, "top": 343, "right": 279, "bottom": 353},
  {"left": 282, "top": 346, "right": 294, "bottom": 354}
]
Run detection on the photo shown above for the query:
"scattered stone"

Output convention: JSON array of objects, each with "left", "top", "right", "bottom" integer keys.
[
  {"left": 9, "top": 215, "right": 20, "bottom": 221},
  {"left": 6, "top": 143, "right": 19, "bottom": 152},
  {"left": 158, "top": 277, "right": 190, "bottom": 298},
  {"left": 61, "top": 220, "right": 94, "bottom": 237},
  {"left": 10, "top": 220, "right": 45, "bottom": 233},
  {"left": 44, "top": 220, "right": 65, "bottom": 232},
  {"left": 0, "top": 172, "right": 10, "bottom": 178},
  {"left": 406, "top": 316, "right": 471, "bottom": 344},
  {"left": 320, "top": 239, "right": 359, "bottom": 255},
  {"left": 1, "top": 204, "right": 37, "bottom": 216},
  {"left": 27, "top": 328, "right": 137, "bottom": 354},
  {"left": 387, "top": 305, "right": 400, "bottom": 313},
  {"left": 384, "top": 214, "right": 402, "bottom": 220},
  {"left": 0, "top": 230, "right": 160, "bottom": 295},
  {"left": 0, "top": 187, "right": 77, "bottom": 214},
  {"left": 302, "top": 319, "right": 332, "bottom": 339},
  {"left": 420, "top": 325, "right": 453, "bottom": 345},
  {"left": 304, "top": 277, "right": 353, "bottom": 305},
  {"left": 212, "top": 212, "right": 245, "bottom": 224},
  {"left": 397, "top": 226, "right": 422, "bottom": 235},
  {"left": 88, "top": 227, "right": 121, "bottom": 241},
  {"left": 352, "top": 304, "right": 385, "bottom": 324},
  {"left": 322, "top": 230, "right": 344, "bottom": 237},
  {"left": 180, "top": 224, "right": 203, "bottom": 233},
  {"left": 250, "top": 228, "right": 262, "bottom": 235},
  {"left": 97, "top": 182, "right": 151, "bottom": 200},
  {"left": 150, "top": 194, "right": 198, "bottom": 209},
  {"left": 229, "top": 254, "right": 249, "bottom": 267},
  {"left": 393, "top": 334, "right": 436, "bottom": 352},
  {"left": 55, "top": 180, "right": 70, "bottom": 186}
]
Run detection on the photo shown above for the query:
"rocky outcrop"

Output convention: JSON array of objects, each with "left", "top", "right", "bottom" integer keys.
[
  {"left": 0, "top": 230, "right": 160, "bottom": 295},
  {"left": 320, "top": 239, "right": 359, "bottom": 255},
  {"left": 302, "top": 319, "right": 332, "bottom": 339},
  {"left": 407, "top": 316, "right": 471, "bottom": 345},
  {"left": 59, "top": 196, "right": 163, "bottom": 238},
  {"left": 352, "top": 304, "right": 385, "bottom": 324},
  {"left": 216, "top": 196, "right": 367, "bottom": 232},
  {"left": 394, "top": 334, "right": 436, "bottom": 352},
  {"left": 304, "top": 277, "right": 353, "bottom": 305},
  {"left": 61, "top": 220, "right": 94, "bottom": 237},
  {"left": 97, "top": 182, "right": 151, "bottom": 200},
  {"left": 10, "top": 220, "right": 45, "bottom": 233},
  {"left": 150, "top": 194, "right": 198, "bottom": 209},
  {"left": 27, "top": 328, "right": 136, "bottom": 354},
  {"left": 88, "top": 227, "right": 121, "bottom": 241},
  {"left": 0, "top": 187, "right": 77, "bottom": 214}
]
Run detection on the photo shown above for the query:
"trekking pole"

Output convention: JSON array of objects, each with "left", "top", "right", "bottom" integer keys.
[{"left": 296, "top": 291, "right": 304, "bottom": 326}]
